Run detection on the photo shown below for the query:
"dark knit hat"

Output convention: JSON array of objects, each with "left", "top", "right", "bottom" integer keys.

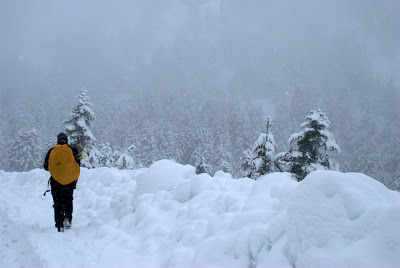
[{"left": 57, "top": 132, "right": 68, "bottom": 142}]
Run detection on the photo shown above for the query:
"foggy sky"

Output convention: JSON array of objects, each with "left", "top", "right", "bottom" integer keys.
[{"left": 0, "top": 0, "right": 399, "bottom": 104}]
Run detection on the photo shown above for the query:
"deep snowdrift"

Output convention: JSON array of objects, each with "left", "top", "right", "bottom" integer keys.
[{"left": 0, "top": 160, "right": 399, "bottom": 268}]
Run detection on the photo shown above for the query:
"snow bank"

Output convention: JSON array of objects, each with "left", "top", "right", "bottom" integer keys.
[
  {"left": 287, "top": 170, "right": 400, "bottom": 268},
  {"left": 0, "top": 161, "right": 399, "bottom": 268}
]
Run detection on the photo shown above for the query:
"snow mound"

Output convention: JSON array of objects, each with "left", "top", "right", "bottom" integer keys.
[
  {"left": 287, "top": 170, "right": 400, "bottom": 268},
  {"left": 135, "top": 159, "right": 195, "bottom": 197},
  {"left": 0, "top": 162, "right": 399, "bottom": 268}
]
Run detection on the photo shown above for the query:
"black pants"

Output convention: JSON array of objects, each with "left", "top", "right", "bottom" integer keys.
[{"left": 50, "top": 178, "right": 77, "bottom": 228}]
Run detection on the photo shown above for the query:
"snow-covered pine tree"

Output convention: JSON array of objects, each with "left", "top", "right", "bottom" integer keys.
[
  {"left": 112, "top": 149, "right": 123, "bottom": 166},
  {"left": 221, "top": 161, "right": 232, "bottom": 174},
  {"left": 8, "top": 129, "right": 40, "bottom": 172},
  {"left": 116, "top": 154, "right": 134, "bottom": 169},
  {"left": 240, "top": 149, "right": 253, "bottom": 177},
  {"left": 214, "top": 131, "right": 233, "bottom": 174},
  {"left": 277, "top": 109, "right": 340, "bottom": 181},
  {"left": 85, "top": 147, "right": 103, "bottom": 168},
  {"left": 135, "top": 126, "right": 156, "bottom": 167},
  {"left": 248, "top": 117, "right": 277, "bottom": 179},
  {"left": 99, "top": 143, "right": 114, "bottom": 167},
  {"left": 195, "top": 156, "right": 212, "bottom": 175},
  {"left": 126, "top": 144, "right": 136, "bottom": 155},
  {"left": 63, "top": 88, "right": 98, "bottom": 168},
  {"left": 0, "top": 126, "right": 7, "bottom": 170}
]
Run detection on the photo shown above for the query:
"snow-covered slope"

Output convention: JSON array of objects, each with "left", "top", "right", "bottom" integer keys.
[{"left": 0, "top": 160, "right": 399, "bottom": 268}]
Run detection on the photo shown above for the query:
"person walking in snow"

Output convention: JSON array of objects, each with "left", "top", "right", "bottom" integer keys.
[{"left": 43, "top": 132, "right": 81, "bottom": 232}]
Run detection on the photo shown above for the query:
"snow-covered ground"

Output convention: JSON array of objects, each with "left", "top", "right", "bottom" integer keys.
[{"left": 0, "top": 160, "right": 399, "bottom": 268}]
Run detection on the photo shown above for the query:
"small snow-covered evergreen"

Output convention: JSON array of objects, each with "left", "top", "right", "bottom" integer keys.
[
  {"left": 240, "top": 149, "right": 253, "bottom": 177},
  {"left": 8, "top": 129, "right": 40, "bottom": 172},
  {"left": 63, "top": 88, "right": 96, "bottom": 150},
  {"left": 276, "top": 109, "right": 340, "bottom": 181},
  {"left": 116, "top": 154, "right": 135, "bottom": 169},
  {"left": 99, "top": 143, "right": 114, "bottom": 167},
  {"left": 63, "top": 88, "right": 98, "bottom": 168},
  {"left": 195, "top": 156, "right": 212, "bottom": 175},
  {"left": 85, "top": 146, "right": 103, "bottom": 168},
  {"left": 112, "top": 150, "right": 123, "bottom": 166},
  {"left": 248, "top": 117, "right": 277, "bottom": 179},
  {"left": 221, "top": 160, "right": 232, "bottom": 174},
  {"left": 214, "top": 132, "right": 233, "bottom": 174}
]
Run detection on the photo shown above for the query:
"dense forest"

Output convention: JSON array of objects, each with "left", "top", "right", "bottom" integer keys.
[{"left": 1, "top": 77, "right": 398, "bottom": 190}]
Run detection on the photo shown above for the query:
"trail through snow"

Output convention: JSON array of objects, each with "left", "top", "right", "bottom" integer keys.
[{"left": 0, "top": 168, "right": 140, "bottom": 267}]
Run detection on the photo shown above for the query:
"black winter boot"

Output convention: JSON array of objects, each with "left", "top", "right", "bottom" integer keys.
[{"left": 64, "top": 219, "right": 71, "bottom": 229}]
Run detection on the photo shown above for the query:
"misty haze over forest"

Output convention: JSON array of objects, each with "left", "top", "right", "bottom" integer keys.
[{"left": 0, "top": 0, "right": 399, "bottom": 188}]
